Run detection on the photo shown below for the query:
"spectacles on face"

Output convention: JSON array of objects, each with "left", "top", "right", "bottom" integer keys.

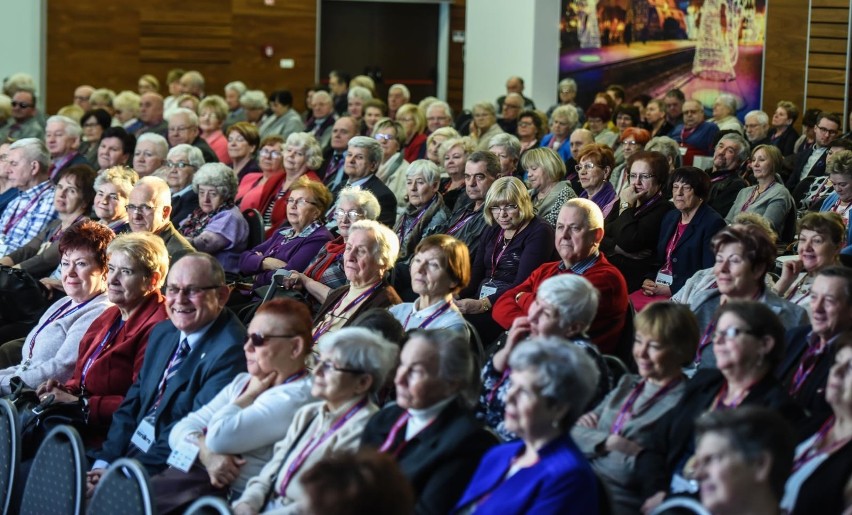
[
  {"left": 306, "top": 354, "right": 364, "bottom": 374},
  {"left": 166, "top": 161, "right": 196, "bottom": 169},
  {"left": 11, "top": 101, "right": 32, "bottom": 109},
  {"left": 575, "top": 163, "right": 599, "bottom": 173},
  {"left": 259, "top": 149, "right": 282, "bottom": 158},
  {"left": 375, "top": 134, "right": 392, "bottom": 142},
  {"left": 246, "top": 332, "right": 298, "bottom": 347},
  {"left": 126, "top": 203, "right": 155, "bottom": 214},
  {"left": 164, "top": 284, "right": 222, "bottom": 298},
  {"left": 517, "top": 121, "right": 534, "bottom": 128},
  {"left": 74, "top": 95, "right": 91, "bottom": 102},
  {"left": 83, "top": 122, "right": 101, "bottom": 129},
  {"left": 286, "top": 198, "right": 317, "bottom": 208},
  {"left": 622, "top": 140, "right": 640, "bottom": 147},
  {"left": 629, "top": 173, "right": 654, "bottom": 181},
  {"left": 712, "top": 326, "right": 758, "bottom": 342},
  {"left": 334, "top": 209, "right": 364, "bottom": 221},
  {"left": 490, "top": 204, "right": 519, "bottom": 214},
  {"left": 816, "top": 125, "right": 839, "bottom": 136}
]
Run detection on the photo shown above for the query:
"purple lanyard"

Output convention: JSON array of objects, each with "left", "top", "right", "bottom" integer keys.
[
  {"left": 312, "top": 282, "right": 382, "bottom": 341},
  {"left": 609, "top": 376, "right": 683, "bottom": 434},
  {"left": 3, "top": 187, "right": 49, "bottom": 235},
  {"left": 403, "top": 300, "right": 453, "bottom": 330},
  {"left": 397, "top": 196, "right": 436, "bottom": 243},
  {"left": 447, "top": 211, "right": 477, "bottom": 236},
  {"left": 278, "top": 397, "right": 368, "bottom": 495},
  {"left": 80, "top": 316, "right": 125, "bottom": 389},
  {"left": 26, "top": 296, "right": 98, "bottom": 360},
  {"left": 789, "top": 341, "right": 826, "bottom": 396},
  {"left": 740, "top": 182, "right": 776, "bottom": 212},
  {"left": 634, "top": 192, "right": 663, "bottom": 217}
]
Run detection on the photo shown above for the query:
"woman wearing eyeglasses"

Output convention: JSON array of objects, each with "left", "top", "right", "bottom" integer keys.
[
  {"left": 152, "top": 299, "right": 315, "bottom": 511},
  {"left": 232, "top": 327, "right": 398, "bottom": 515},
  {"left": 36, "top": 232, "right": 168, "bottom": 447},
  {"left": 262, "top": 133, "right": 324, "bottom": 234},
  {"left": 601, "top": 151, "right": 674, "bottom": 291},
  {"left": 637, "top": 301, "right": 803, "bottom": 514},
  {"left": 576, "top": 143, "right": 619, "bottom": 220},
  {"left": 456, "top": 177, "right": 556, "bottom": 345},
  {"left": 164, "top": 144, "right": 204, "bottom": 226},
  {"left": 279, "top": 187, "right": 380, "bottom": 313},
  {"left": 236, "top": 135, "right": 286, "bottom": 208},
  {"left": 237, "top": 177, "right": 333, "bottom": 293},
  {"left": 178, "top": 164, "right": 249, "bottom": 274},
  {"left": 608, "top": 127, "right": 651, "bottom": 194}
]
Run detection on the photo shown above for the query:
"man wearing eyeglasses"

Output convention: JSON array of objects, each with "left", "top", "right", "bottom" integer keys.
[
  {"left": 167, "top": 108, "right": 218, "bottom": 164},
  {"left": 0, "top": 88, "right": 44, "bottom": 142},
  {"left": 73, "top": 85, "right": 95, "bottom": 112},
  {"left": 786, "top": 112, "right": 842, "bottom": 201},
  {"left": 128, "top": 176, "right": 194, "bottom": 264},
  {"left": 88, "top": 252, "right": 246, "bottom": 489},
  {"left": 497, "top": 93, "right": 525, "bottom": 136}
]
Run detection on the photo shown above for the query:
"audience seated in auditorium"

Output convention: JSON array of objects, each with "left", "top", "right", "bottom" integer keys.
[
  {"left": 127, "top": 176, "right": 194, "bottom": 263},
  {"left": 670, "top": 99, "right": 719, "bottom": 167},
  {"left": 726, "top": 144, "right": 794, "bottom": 235},
  {"left": 165, "top": 144, "right": 203, "bottom": 226}
]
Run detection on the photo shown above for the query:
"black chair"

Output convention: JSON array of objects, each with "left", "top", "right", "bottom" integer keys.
[
  {"left": 242, "top": 208, "right": 264, "bottom": 248},
  {"left": 19, "top": 424, "right": 86, "bottom": 515},
  {"left": 602, "top": 354, "right": 631, "bottom": 386},
  {"left": 87, "top": 458, "right": 153, "bottom": 515},
  {"left": 650, "top": 496, "right": 711, "bottom": 515},
  {"left": 612, "top": 301, "right": 637, "bottom": 373},
  {"left": 594, "top": 470, "right": 615, "bottom": 515},
  {"left": 184, "top": 495, "right": 233, "bottom": 515},
  {"left": 0, "top": 398, "right": 20, "bottom": 515}
]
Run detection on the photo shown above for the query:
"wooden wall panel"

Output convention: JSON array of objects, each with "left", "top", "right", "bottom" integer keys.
[
  {"left": 46, "top": 0, "right": 317, "bottom": 114},
  {"left": 762, "top": 0, "right": 809, "bottom": 127},
  {"left": 447, "top": 0, "right": 466, "bottom": 115}
]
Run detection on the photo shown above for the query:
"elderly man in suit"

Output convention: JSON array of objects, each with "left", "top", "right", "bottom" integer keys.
[
  {"left": 87, "top": 253, "right": 246, "bottom": 493},
  {"left": 786, "top": 111, "right": 842, "bottom": 202},
  {"left": 336, "top": 136, "right": 397, "bottom": 228}
]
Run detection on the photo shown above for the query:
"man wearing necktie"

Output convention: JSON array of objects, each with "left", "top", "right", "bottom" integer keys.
[{"left": 87, "top": 253, "right": 247, "bottom": 494}]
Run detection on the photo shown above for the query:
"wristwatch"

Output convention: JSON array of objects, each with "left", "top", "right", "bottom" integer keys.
[{"left": 620, "top": 201, "right": 630, "bottom": 210}]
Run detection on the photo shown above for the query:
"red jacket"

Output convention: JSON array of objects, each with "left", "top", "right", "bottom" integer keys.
[
  {"left": 491, "top": 254, "right": 628, "bottom": 354},
  {"left": 65, "top": 292, "right": 168, "bottom": 443}
]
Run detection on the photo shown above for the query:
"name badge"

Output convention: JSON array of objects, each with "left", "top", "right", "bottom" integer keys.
[
  {"left": 479, "top": 284, "right": 497, "bottom": 299},
  {"left": 679, "top": 146, "right": 688, "bottom": 156},
  {"left": 655, "top": 272, "right": 673, "bottom": 286},
  {"left": 130, "top": 418, "right": 156, "bottom": 453},
  {"left": 167, "top": 440, "right": 200, "bottom": 472}
]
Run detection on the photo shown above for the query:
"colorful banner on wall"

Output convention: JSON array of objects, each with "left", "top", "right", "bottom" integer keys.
[{"left": 559, "top": 0, "right": 766, "bottom": 119}]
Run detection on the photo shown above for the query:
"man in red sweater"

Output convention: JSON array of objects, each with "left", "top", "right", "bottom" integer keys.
[{"left": 492, "top": 198, "right": 628, "bottom": 354}]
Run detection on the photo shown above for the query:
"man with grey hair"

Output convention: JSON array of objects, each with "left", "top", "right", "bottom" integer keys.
[
  {"left": 0, "top": 138, "right": 56, "bottom": 256},
  {"left": 340, "top": 136, "right": 397, "bottom": 227},
  {"left": 426, "top": 101, "right": 454, "bottom": 134},
  {"left": 127, "top": 176, "right": 194, "bottom": 263},
  {"left": 387, "top": 84, "right": 410, "bottom": 120},
  {"left": 493, "top": 198, "right": 628, "bottom": 355},
  {"left": 439, "top": 150, "right": 500, "bottom": 258},
  {"left": 179, "top": 70, "right": 205, "bottom": 98},
  {"left": 44, "top": 115, "right": 89, "bottom": 181},
  {"left": 707, "top": 133, "right": 749, "bottom": 216},
  {"left": 167, "top": 107, "right": 218, "bottom": 163},
  {"left": 223, "top": 81, "right": 247, "bottom": 131},
  {"left": 744, "top": 110, "right": 771, "bottom": 147},
  {"left": 0, "top": 88, "right": 44, "bottom": 142}
]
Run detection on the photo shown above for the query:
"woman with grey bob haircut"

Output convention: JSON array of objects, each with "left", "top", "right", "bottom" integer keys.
[
  {"left": 409, "top": 328, "right": 478, "bottom": 404},
  {"left": 178, "top": 163, "right": 249, "bottom": 273},
  {"left": 645, "top": 135, "right": 682, "bottom": 171},
  {"left": 316, "top": 327, "right": 399, "bottom": 395},
  {"left": 537, "top": 273, "right": 599, "bottom": 335}
]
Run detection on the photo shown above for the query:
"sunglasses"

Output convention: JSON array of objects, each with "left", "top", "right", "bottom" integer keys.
[
  {"left": 247, "top": 332, "right": 298, "bottom": 346},
  {"left": 11, "top": 101, "right": 32, "bottom": 109}
]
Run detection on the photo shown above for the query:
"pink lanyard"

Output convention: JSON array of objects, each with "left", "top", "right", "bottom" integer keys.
[
  {"left": 397, "top": 196, "right": 436, "bottom": 242},
  {"left": 447, "top": 211, "right": 477, "bottom": 236},
  {"left": 312, "top": 282, "right": 382, "bottom": 341},
  {"left": 26, "top": 296, "right": 97, "bottom": 360},
  {"left": 792, "top": 416, "right": 851, "bottom": 472},
  {"left": 278, "top": 398, "right": 368, "bottom": 495},
  {"left": 80, "top": 317, "right": 125, "bottom": 389},
  {"left": 609, "top": 376, "right": 683, "bottom": 434},
  {"left": 788, "top": 341, "right": 826, "bottom": 396},
  {"left": 490, "top": 230, "right": 512, "bottom": 276},
  {"left": 740, "top": 182, "right": 776, "bottom": 212},
  {"left": 662, "top": 223, "right": 686, "bottom": 274}
]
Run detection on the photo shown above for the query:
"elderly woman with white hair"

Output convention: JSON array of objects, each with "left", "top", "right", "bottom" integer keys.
[
  {"left": 133, "top": 133, "right": 169, "bottom": 177},
  {"left": 362, "top": 329, "right": 499, "bottom": 514},
  {"left": 439, "top": 136, "right": 476, "bottom": 210},
  {"left": 394, "top": 159, "right": 451, "bottom": 265},
  {"left": 488, "top": 133, "right": 522, "bottom": 179},
  {"left": 522, "top": 147, "right": 577, "bottom": 227},
  {"left": 347, "top": 86, "right": 373, "bottom": 129},
  {"left": 279, "top": 187, "right": 381, "bottom": 312},
  {"left": 164, "top": 143, "right": 205, "bottom": 225},
  {"left": 454, "top": 337, "right": 601, "bottom": 514},
  {"left": 240, "top": 90, "right": 269, "bottom": 127},
  {"left": 93, "top": 166, "right": 138, "bottom": 234},
  {"left": 232, "top": 327, "right": 398, "bottom": 515},
  {"left": 469, "top": 101, "right": 504, "bottom": 151},
  {"left": 178, "top": 163, "right": 249, "bottom": 273},
  {"left": 478, "top": 274, "right": 611, "bottom": 441},
  {"left": 710, "top": 93, "right": 743, "bottom": 134},
  {"left": 645, "top": 135, "right": 682, "bottom": 172},
  {"left": 263, "top": 132, "right": 325, "bottom": 233},
  {"left": 541, "top": 105, "right": 579, "bottom": 163},
  {"left": 312, "top": 220, "right": 402, "bottom": 342},
  {"left": 426, "top": 126, "right": 460, "bottom": 166}
]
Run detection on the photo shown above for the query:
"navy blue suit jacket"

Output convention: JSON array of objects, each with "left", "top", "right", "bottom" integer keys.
[
  {"left": 655, "top": 203, "right": 726, "bottom": 294},
  {"left": 94, "top": 309, "right": 246, "bottom": 474},
  {"left": 786, "top": 146, "right": 828, "bottom": 192},
  {"left": 778, "top": 324, "right": 836, "bottom": 435}
]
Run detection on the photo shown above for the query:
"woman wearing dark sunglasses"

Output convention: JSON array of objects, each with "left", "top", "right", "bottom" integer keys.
[{"left": 151, "top": 298, "right": 316, "bottom": 512}]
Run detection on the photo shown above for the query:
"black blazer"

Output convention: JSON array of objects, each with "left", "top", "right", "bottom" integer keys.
[
  {"left": 635, "top": 368, "right": 804, "bottom": 498},
  {"left": 653, "top": 203, "right": 726, "bottom": 294},
  {"left": 93, "top": 309, "right": 247, "bottom": 474},
  {"left": 778, "top": 325, "right": 836, "bottom": 435},
  {"left": 170, "top": 190, "right": 199, "bottom": 227},
  {"left": 360, "top": 175, "right": 399, "bottom": 228},
  {"left": 361, "top": 400, "right": 499, "bottom": 515},
  {"left": 786, "top": 146, "right": 828, "bottom": 193}
]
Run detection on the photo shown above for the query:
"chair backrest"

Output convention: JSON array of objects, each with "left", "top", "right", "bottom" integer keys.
[
  {"left": 602, "top": 355, "right": 631, "bottom": 386},
  {"left": 612, "top": 300, "right": 637, "bottom": 372},
  {"left": 87, "top": 458, "right": 153, "bottom": 515},
  {"left": 20, "top": 425, "right": 86, "bottom": 515},
  {"left": 0, "top": 398, "right": 20, "bottom": 515},
  {"left": 183, "top": 495, "right": 233, "bottom": 515},
  {"left": 243, "top": 208, "right": 264, "bottom": 248},
  {"left": 650, "top": 496, "right": 712, "bottom": 515}
]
